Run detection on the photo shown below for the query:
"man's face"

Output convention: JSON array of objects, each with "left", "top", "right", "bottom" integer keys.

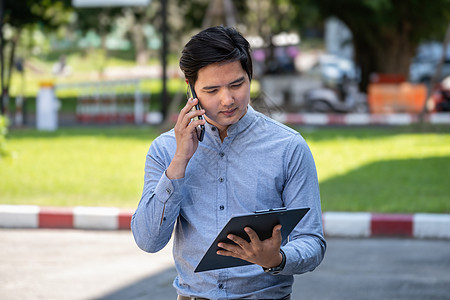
[{"left": 194, "top": 60, "right": 251, "bottom": 133}]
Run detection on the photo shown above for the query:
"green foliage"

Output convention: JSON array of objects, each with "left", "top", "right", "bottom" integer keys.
[
  {"left": 74, "top": 7, "right": 124, "bottom": 35},
  {"left": 0, "top": 116, "right": 10, "bottom": 160},
  {"left": 4, "top": 0, "right": 73, "bottom": 28},
  {"left": 304, "top": 0, "right": 450, "bottom": 40}
]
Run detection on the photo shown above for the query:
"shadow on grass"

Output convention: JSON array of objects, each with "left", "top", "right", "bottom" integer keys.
[{"left": 320, "top": 156, "right": 450, "bottom": 213}]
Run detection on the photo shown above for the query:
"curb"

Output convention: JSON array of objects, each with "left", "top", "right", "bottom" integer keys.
[
  {"left": 322, "top": 212, "right": 450, "bottom": 239},
  {"left": 168, "top": 112, "right": 450, "bottom": 126},
  {"left": 0, "top": 205, "right": 133, "bottom": 231},
  {"left": 275, "top": 112, "right": 450, "bottom": 126},
  {"left": 1, "top": 205, "right": 449, "bottom": 239}
]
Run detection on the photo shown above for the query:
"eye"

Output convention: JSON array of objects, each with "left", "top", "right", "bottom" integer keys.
[
  {"left": 205, "top": 89, "right": 218, "bottom": 94},
  {"left": 231, "top": 82, "right": 244, "bottom": 89}
]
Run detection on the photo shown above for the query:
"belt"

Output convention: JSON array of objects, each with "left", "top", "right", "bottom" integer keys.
[{"left": 177, "top": 294, "right": 291, "bottom": 300}]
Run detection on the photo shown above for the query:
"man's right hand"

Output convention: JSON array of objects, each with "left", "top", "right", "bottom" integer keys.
[{"left": 166, "top": 97, "right": 206, "bottom": 179}]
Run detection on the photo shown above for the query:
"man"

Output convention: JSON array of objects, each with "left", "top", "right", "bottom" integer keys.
[{"left": 131, "top": 26, "right": 326, "bottom": 300}]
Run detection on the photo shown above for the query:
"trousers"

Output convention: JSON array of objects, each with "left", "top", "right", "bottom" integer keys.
[{"left": 177, "top": 294, "right": 291, "bottom": 300}]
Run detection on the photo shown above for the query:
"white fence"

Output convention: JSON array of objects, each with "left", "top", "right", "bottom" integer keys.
[{"left": 56, "top": 79, "right": 150, "bottom": 124}]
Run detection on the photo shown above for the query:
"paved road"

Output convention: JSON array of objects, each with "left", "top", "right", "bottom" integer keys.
[{"left": 1, "top": 229, "right": 449, "bottom": 300}]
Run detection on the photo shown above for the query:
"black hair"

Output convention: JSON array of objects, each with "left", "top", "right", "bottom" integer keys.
[{"left": 179, "top": 26, "right": 253, "bottom": 84}]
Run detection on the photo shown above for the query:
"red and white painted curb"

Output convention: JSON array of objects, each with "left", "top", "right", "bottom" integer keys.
[
  {"left": 1, "top": 205, "right": 449, "bottom": 239},
  {"left": 169, "top": 112, "right": 450, "bottom": 126},
  {"left": 323, "top": 212, "right": 450, "bottom": 239},
  {"left": 0, "top": 205, "right": 133, "bottom": 230},
  {"left": 273, "top": 112, "right": 450, "bottom": 126}
]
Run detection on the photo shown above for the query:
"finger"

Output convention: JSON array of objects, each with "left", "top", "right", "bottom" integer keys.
[
  {"left": 227, "top": 234, "right": 249, "bottom": 248},
  {"left": 185, "top": 105, "right": 206, "bottom": 127},
  {"left": 185, "top": 116, "right": 206, "bottom": 138},
  {"left": 244, "top": 227, "right": 261, "bottom": 243},
  {"left": 218, "top": 242, "right": 238, "bottom": 252},
  {"left": 177, "top": 98, "right": 200, "bottom": 126},
  {"left": 184, "top": 96, "right": 198, "bottom": 112},
  {"left": 217, "top": 249, "right": 238, "bottom": 258},
  {"left": 176, "top": 109, "right": 205, "bottom": 136}
]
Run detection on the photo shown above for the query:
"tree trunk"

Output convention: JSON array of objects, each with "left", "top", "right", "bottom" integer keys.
[
  {"left": 0, "top": 0, "right": 5, "bottom": 115},
  {"left": 316, "top": 1, "right": 427, "bottom": 93},
  {"left": 348, "top": 20, "right": 417, "bottom": 92},
  {"left": 5, "top": 29, "right": 21, "bottom": 96},
  {"left": 131, "top": 24, "right": 148, "bottom": 65}
]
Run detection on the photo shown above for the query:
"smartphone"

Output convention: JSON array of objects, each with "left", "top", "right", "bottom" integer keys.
[{"left": 187, "top": 82, "right": 205, "bottom": 142}]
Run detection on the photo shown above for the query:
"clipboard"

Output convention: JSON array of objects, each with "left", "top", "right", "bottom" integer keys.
[{"left": 194, "top": 207, "right": 310, "bottom": 273}]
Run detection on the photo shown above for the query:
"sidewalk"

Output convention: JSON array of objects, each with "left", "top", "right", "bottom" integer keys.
[{"left": 1, "top": 205, "right": 449, "bottom": 239}]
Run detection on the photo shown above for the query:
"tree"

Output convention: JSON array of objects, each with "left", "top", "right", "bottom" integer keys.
[
  {"left": 1, "top": 0, "right": 73, "bottom": 114},
  {"left": 290, "top": 0, "right": 450, "bottom": 92},
  {"left": 72, "top": 6, "right": 124, "bottom": 75}
]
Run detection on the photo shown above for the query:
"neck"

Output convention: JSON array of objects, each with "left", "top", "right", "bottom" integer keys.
[
  {"left": 204, "top": 116, "right": 229, "bottom": 142},
  {"left": 218, "top": 129, "right": 227, "bottom": 142}
]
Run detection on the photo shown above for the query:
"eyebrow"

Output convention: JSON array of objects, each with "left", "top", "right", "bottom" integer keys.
[{"left": 202, "top": 76, "right": 246, "bottom": 91}]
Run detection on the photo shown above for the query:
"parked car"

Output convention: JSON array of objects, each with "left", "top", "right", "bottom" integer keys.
[
  {"left": 304, "top": 77, "right": 369, "bottom": 113},
  {"left": 409, "top": 42, "right": 450, "bottom": 85},
  {"left": 307, "top": 54, "right": 359, "bottom": 87}
]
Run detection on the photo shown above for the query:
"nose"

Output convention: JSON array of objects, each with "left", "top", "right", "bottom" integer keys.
[{"left": 219, "top": 88, "right": 234, "bottom": 107}]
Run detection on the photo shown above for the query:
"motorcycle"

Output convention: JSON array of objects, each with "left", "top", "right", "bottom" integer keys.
[
  {"left": 428, "top": 76, "right": 450, "bottom": 112},
  {"left": 304, "top": 80, "right": 369, "bottom": 113}
]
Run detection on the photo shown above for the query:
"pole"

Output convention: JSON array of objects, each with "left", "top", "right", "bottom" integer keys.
[{"left": 161, "top": 0, "right": 168, "bottom": 122}]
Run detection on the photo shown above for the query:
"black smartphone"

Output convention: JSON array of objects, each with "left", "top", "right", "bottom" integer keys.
[{"left": 187, "top": 82, "right": 205, "bottom": 142}]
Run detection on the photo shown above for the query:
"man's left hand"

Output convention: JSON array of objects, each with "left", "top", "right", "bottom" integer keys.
[{"left": 217, "top": 224, "right": 283, "bottom": 268}]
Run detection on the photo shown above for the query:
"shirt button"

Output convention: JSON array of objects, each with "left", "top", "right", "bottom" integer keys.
[
  {"left": 166, "top": 188, "right": 172, "bottom": 195},
  {"left": 218, "top": 177, "right": 224, "bottom": 183},
  {"left": 211, "top": 127, "right": 217, "bottom": 131},
  {"left": 218, "top": 283, "right": 224, "bottom": 289},
  {"left": 219, "top": 205, "right": 224, "bottom": 210},
  {"left": 219, "top": 152, "right": 225, "bottom": 158}
]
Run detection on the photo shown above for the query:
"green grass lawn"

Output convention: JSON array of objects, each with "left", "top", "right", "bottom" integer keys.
[
  {"left": 301, "top": 127, "right": 450, "bottom": 213},
  {"left": 1, "top": 126, "right": 449, "bottom": 213},
  {"left": 0, "top": 127, "right": 159, "bottom": 208}
]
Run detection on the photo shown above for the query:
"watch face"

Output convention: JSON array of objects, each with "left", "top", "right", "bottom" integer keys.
[{"left": 263, "top": 266, "right": 282, "bottom": 274}]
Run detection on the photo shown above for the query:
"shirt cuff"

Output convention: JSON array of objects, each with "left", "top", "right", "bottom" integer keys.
[
  {"left": 278, "top": 246, "right": 297, "bottom": 275},
  {"left": 154, "top": 171, "right": 186, "bottom": 204}
]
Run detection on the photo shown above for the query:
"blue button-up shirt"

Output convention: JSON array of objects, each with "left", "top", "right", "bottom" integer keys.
[{"left": 132, "top": 106, "right": 326, "bottom": 299}]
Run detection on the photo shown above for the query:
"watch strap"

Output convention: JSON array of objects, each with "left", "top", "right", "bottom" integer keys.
[{"left": 263, "top": 249, "right": 286, "bottom": 274}]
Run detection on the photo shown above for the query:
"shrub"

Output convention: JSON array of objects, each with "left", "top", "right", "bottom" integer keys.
[{"left": 0, "top": 115, "right": 10, "bottom": 160}]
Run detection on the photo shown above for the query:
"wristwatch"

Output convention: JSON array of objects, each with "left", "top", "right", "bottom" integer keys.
[{"left": 263, "top": 249, "right": 286, "bottom": 275}]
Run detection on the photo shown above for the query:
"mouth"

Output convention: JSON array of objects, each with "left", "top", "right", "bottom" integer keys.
[{"left": 221, "top": 107, "right": 237, "bottom": 117}]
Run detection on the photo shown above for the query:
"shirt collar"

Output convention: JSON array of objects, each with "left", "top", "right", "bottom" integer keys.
[
  {"left": 203, "top": 105, "right": 256, "bottom": 141},
  {"left": 226, "top": 105, "right": 256, "bottom": 137}
]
